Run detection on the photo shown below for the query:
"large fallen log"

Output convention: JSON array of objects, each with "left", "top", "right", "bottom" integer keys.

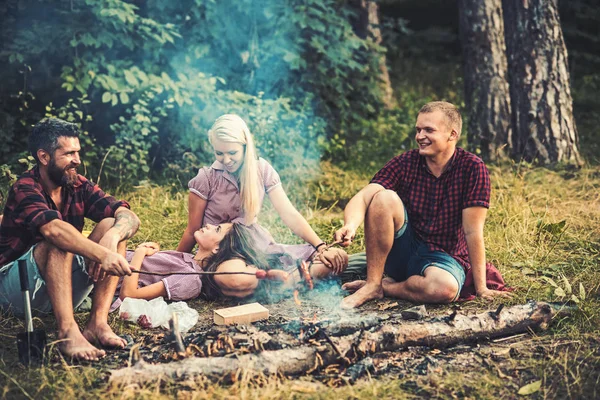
[
  {"left": 109, "top": 301, "right": 571, "bottom": 386},
  {"left": 341, "top": 301, "right": 567, "bottom": 358}
]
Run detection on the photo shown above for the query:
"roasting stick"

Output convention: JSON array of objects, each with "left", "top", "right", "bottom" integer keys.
[
  {"left": 311, "top": 240, "right": 344, "bottom": 257},
  {"left": 131, "top": 270, "right": 268, "bottom": 278}
]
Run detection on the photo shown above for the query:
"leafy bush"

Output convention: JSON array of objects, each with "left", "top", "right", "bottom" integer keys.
[{"left": 0, "top": 0, "right": 388, "bottom": 186}]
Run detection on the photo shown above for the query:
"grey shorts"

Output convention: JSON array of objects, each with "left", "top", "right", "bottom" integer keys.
[{"left": 0, "top": 244, "right": 93, "bottom": 316}]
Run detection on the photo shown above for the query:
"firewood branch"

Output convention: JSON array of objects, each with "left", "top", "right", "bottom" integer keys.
[{"left": 109, "top": 301, "right": 572, "bottom": 386}]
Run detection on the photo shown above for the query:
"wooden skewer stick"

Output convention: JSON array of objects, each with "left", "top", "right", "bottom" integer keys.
[{"left": 131, "top": 270, "right": 262, "bottom": 277}]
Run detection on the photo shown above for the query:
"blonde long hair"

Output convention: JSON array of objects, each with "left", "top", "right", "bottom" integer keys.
[{"left": 208, "top": 114, "right": 261, "bottom": 223}]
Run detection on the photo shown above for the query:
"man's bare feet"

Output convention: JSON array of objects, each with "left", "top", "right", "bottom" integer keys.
[
  {"left": 342, "top": 280, "right": 367, "bottom": 293},
  {"left": 341, "top": 282, "right": 384, "bottom": 309},
  {"left": 58, "top": 324, "right": 105, "bottom": 361},
  {"left": 381, "top": 276, "right": 397, "bottom": 296},
  {"left": 83, "top": 322, "right": 127, "bottom": 349},
  {"left": 341, "top": 280, "right": 367, "bottom": 293}
]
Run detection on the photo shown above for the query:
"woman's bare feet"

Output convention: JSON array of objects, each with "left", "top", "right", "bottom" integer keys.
[
  {"left": 83, "top": 321, "right": 127, "bottom": 349},
  {"left": 58, "top": 324, "right": 105, "bottom": 361},
  {"left": 341, "top": 281, "right": 384, "bottom": 309}
]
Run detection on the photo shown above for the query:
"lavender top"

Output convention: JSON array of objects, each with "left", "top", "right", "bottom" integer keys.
[
  {"left": 110, "top": 250, "right": 202, "bottom": 312},
  {"left": 188, "top": 158, "right": 314, "bottom": 265}
]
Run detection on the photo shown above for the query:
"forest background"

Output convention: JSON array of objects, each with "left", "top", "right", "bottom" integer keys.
[
  {"left": 1, "top": 0, "right": 598, "bottom": 190},
  {"left": 0, "top": 0, "right": 599, "bottom": 398}
]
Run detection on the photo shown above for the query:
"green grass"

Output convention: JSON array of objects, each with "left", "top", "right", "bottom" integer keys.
[{"left": 1, "top": 162, "right": 599, "bottom": 399}]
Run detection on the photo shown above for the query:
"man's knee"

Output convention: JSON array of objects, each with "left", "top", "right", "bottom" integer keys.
[
  {"left": 33, "top": 241, "right": 73, "bottom": 274},
  {"left": 423, "top": 267, "right": 459, "bottom": 303},
  {"left": 369, "top": 190, "right": 405, "bottom": 228},
  {"left": 371, "top": 190, "right": 402, "bottom": 208},
  {"left": 87, "top": 218, "right": 115, "bottom": 243}
]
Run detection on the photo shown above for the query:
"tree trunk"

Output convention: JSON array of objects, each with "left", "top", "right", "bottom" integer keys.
[
  {"left": 458, "top": 0, "right": 512, "bottom": 161},
  {"left": 351, "top": 0, "right": 395, "bottom": 109},
  {"left": 503, "top": 0, "right": 582, "bottom": 165}
]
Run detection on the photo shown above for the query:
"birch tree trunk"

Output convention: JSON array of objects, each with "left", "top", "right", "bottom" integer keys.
[
  {"left": 458, "top": 0, "right": 512, "bottom": 161},
  {"left": 503, "top": 0, "right": 582, "bottom": 165}
]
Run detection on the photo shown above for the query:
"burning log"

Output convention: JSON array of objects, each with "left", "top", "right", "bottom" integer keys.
[{"left": 109, "top": 301, "right": 571, "bottom": 385}]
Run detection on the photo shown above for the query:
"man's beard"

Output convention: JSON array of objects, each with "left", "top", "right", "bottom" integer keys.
[{"left": 48, "top": 159, "right": 78, "bottom": 187}]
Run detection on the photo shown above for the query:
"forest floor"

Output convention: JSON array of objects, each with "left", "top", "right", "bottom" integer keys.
[{"left": 1, "top": 162, "right": 599, "bottom": 399}]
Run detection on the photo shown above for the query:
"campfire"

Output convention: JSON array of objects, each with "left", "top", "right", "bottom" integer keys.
[
  {"left": 108, "top": 246, "right": 574, "bottom": 387},
  {"left": 109, "top": 284, "right": 573, "bottom": 387}
]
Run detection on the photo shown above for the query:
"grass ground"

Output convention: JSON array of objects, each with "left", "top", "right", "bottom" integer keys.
[{"left": 1, "top": 161, "right": 599, "bottom": 399}]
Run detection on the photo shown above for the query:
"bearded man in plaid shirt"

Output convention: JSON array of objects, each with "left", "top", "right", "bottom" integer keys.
[
  {"left": 335, "top": 101, "right": 511, "bottom": 308},
  {"left": 0, "top": 118, "right": 140, "bottom": 360}
]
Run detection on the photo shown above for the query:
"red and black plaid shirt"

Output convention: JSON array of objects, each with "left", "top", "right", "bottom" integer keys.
[
  {"left": 371, "top": 147, "right": 490, "bottom": 272},
  {"left": 0, "top": 166, "right": 129, "bottom": 267}
]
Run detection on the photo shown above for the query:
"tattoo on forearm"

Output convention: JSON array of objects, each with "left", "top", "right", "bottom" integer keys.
[{"left": 113, "top": 211, "right": 140, "bottom": 240}]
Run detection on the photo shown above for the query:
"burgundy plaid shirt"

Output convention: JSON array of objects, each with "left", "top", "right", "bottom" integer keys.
[
  {"left": 0, "top": 166, "right": 129, "bottom": 267},
  {"left": 371, "top": 148, "right": 490, "bottom": 272}
]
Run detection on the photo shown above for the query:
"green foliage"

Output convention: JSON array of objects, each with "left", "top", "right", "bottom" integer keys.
[
  {"left": 43, "top": 95, "right": 98, "bottom": 171},
  {"left": 285, "top": 0, "right": 387, "bottom": 152},
  {"left": 104, "top": 91, "right": 169, "bottom": 185},
  {"left": 0, "top": 164, "right": 18, "bottom": 209},
  {"left": 333, "top": 89, "right": 437, "bottom": 171},
  {"left": 0, "top": 0, "right": 388, "bottom": 186}
]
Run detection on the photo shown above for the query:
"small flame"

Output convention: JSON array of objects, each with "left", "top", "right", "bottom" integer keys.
[{"left": 293, "top": 290, "right": 302, "bottom": 306}]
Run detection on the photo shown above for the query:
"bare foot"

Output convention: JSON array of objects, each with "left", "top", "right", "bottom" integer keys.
[
  {"left": 341, "top": 280, "right": 367, "bottom": 293},
  {"left": 341, "top": 282, "right": 384, "bottom": 309},
  {"left": 381, "top": 277, "right": 397, "bottom": 296},
  {"left": 83, "top": 322, "right": 126, "bottom": 349},
  {"left": 58, "top": 324, "right": 105, "bottom": 361}
]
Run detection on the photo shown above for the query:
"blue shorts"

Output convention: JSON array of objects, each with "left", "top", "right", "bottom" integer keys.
[
  {"left": 0, "top": 244, "right": 92, "bottom": 316},
  {"left": 384, "top": 210, "right": 466, "bottom": 299}
]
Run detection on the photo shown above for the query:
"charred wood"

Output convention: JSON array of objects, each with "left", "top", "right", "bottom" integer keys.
[
  {"left": 109, "top": 302, "right": 571, "bottom": 385},
  {"left": 111, "top": 345, "right": 339, "bottom": 385}
]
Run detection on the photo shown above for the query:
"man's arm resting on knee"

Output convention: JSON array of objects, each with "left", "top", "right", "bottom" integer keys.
[
  {"left": 335, "top": 183, "right": 386, "bottom": 245},
  {"left": 463, "top": 207, "right": 510, "bottom": 299},
  {"left": 105, "top": 207, "right": 140, "bottom": 243},
  {"left": 39, "top": 219, "right": 131, "bottom": 276},
  {"left": 97, "top": 207, "right": 141, "bottom": 252}
]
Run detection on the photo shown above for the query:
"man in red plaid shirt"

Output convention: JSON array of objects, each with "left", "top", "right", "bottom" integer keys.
[
  {"left": 0, "top": 118, "right": 140, "bottom": 360},
  {"left": 335, "top": 102, "right": 510, "bottom": 308}
]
